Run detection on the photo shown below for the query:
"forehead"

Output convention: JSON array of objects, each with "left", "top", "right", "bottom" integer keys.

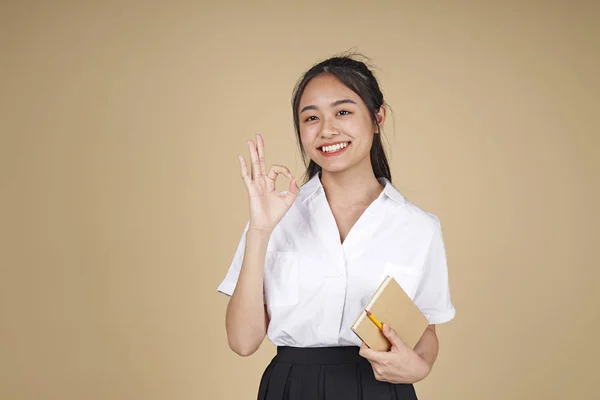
[{"left": 299, "top": 74, "right": 362, "bottom": 107}]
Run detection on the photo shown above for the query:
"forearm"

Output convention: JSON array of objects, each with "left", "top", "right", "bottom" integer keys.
[
  {"left": 414, "top": 325, "right": 439, "bottom": 371},
  {"left": 225, "top": 229, "right": 271, "bottom": 356}
]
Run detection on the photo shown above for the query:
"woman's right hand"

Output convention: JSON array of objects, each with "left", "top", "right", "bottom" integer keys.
[{"left": 239, "top": 133, "right": 299, "bottom": 233}]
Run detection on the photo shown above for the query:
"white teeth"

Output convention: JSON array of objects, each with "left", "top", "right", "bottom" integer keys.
[{"left": 321, "top": 142, "right": 349, "bottom": 153}]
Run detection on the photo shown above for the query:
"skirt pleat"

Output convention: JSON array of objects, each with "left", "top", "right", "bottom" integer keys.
[
  {"left": 286, "top": 364, "right": 320, "bottom": 400},
  {"left": 257, "top": 360, "right": 273, "bottom": 400},
  {"left": 356, "top": 360, "right": 402, "bottom": 400},
  {"left": 257, "top": 346, "right": 418, "bottom": 400},
  {"left": 324, "top": 363, "right": 364, "bottom": 399},
  {"left": 394, "top": 383, "right": 418, "bottom": 400},
  {"left": 318, "top": 365, "right": 325, "bottom": 399},
  {"left": 355, "top": 362, "right": 362, "bottom": 399},
  {"left": 258, "top": 360, "right": 292, "bottom": 400}
]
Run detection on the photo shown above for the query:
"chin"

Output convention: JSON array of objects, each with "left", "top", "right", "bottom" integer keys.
[{"left": 316, "top": 162, "right": 353, "bottom": 174}]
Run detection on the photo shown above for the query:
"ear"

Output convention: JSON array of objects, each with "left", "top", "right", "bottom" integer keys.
[{"left": 374, "top": 105, "right": 386, "bottom": 131}]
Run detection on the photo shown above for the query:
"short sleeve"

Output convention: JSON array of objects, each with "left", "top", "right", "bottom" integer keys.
[
  {"left": 217, "top": 221, "right": 250, "bottom": 296},
  {"left": 414, "top": 216, "right": 456, "bottom": 324}
]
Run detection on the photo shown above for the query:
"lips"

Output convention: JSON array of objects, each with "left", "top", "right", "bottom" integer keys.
[
  {"left": 317, "top": 141, "right": 351, "bottom": 157},
  {"left": 318, "top": 141, "right": 351, "bottom": 153}
]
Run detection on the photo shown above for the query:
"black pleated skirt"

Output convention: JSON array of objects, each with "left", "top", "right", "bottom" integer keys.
[{"left": 257, "top": 346, "right": 418, "bottom": 400}]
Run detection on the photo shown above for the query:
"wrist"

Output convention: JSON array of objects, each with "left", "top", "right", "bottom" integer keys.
[{"left": 247, "top": 226, "right": 274, "bottom": 237}]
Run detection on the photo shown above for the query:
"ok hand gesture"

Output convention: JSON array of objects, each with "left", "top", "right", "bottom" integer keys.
[{"left": 239, "top": 134, "right": 299, "bottom": 233}]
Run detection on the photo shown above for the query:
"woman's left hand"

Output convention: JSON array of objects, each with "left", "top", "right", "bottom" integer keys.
[{"left": 359, "top": 323, "right": 431, "bottom": 384}]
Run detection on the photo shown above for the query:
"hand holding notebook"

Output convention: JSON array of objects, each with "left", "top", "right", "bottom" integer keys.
[{"left": 351, "top": 275, "right": 430, "bottom": 351}]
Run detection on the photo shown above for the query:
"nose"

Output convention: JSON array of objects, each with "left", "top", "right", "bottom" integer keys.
[{"left": 319, "top": 117, "right": 339, "bottom": 138}]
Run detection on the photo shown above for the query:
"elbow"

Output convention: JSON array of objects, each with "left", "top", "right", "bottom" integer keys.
[
  {"left": 224, "top": 305, "right": 266, "bottom": 357},
  {"left": 226, "top": 327, "right": 261, "bottom": 357},
  {"left": 228, "top": 339, "right": 259, "bottom": 357},
  {"left": 233, "top": 346, "right": 257, "bottom": 357}
]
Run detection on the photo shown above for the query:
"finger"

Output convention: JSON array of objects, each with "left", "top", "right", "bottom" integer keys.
[
  {"left": 266, "top": 165, "right": 293, "bottom": 192},
  {"left": 359, "top": 344, "right": 378, "bottom": 368},
  {"left": 256, "top": 133, "right": 267, "bottom": 177},
  {"left": 359, "top": 342, "right": 370, "bottom": 357},
  {"left": 382, "top": 323, "right": 405, "bottom": 350},
  {"left": 267, "top": 165, "right": 292, "bottom": 181},
  {"left": 284, "top": 177, "right": 300, "bottom": 206},
  {"left": 372, "top": 364, "right": 384, "bottom": 379},
  {"left": 366, "top": 359, "right": 385, "bottom": 382},
  {"left": 287, "top": 177, "right": 300, "bottom": 195},
  {"left": 238, "top": 155, "right": 251, "bottom": 185},
  {"left": 359, "top": 345, "right": 386, "bottom": 363},
  {"left": 247, "top": 140, "right": 261, "bottom": 180}
]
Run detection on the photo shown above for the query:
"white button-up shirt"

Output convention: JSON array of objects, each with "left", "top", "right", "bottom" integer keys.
[{"left": 218, "top": 173, "right": 456, "bottom": 347}]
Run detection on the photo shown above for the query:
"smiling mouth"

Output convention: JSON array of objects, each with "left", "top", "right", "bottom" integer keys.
[{"left": 318, "top": 141, "right": 351, "bottom": 154}]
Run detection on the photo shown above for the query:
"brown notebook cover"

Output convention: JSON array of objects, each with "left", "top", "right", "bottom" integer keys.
[{"left": 351, "top": 275, "right": 430, "bottom": 351}]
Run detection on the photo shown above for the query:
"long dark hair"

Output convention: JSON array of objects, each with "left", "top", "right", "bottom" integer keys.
[{"left": 291, "top": 54, "right": 392, "bottom": 184}]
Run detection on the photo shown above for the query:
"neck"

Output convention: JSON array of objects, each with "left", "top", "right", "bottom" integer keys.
[{"left": 320, "top": 160, "right": 384, "bottom": 207}]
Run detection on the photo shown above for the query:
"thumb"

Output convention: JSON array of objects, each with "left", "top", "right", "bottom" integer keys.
[
  {"left": 287, "top": 177, "right": 300, "bottom": 196},
  {"left": 382, "top": 323, "right": 404, "bottom": 350},
  {"left": 283, "top": 177, "right": 299, "bottom": 206}
]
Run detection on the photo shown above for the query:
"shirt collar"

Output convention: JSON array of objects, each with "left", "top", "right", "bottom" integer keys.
[
  {"left": 378, "top": 177, "right": 406, "bottom": 205},
  {"left": 299, "top": 172, "right": 323, "bottom": 204},
  {"left": 299, "top": 171, "right": 406, "bottom": 205}
]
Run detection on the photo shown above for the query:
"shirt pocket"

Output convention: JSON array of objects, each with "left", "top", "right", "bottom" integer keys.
[
  {"left": 380, "top": 262, "right": 423, "bottom": 299},
  {"left": 263, "top": 252, "right": 299, "bottom": 307}
]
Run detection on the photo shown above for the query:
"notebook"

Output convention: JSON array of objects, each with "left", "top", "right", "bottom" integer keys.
[{"left": 351, "top": 275, "right": 430, "bottom": 352}]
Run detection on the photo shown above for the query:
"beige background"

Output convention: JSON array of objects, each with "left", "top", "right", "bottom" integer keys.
[{"left": 1, "top": 1, "right": 599, "bottom": 399}]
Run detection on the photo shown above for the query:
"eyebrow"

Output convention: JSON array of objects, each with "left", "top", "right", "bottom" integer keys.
[{"left": 300, "top": 99, "right": 357, "bottom": 114}]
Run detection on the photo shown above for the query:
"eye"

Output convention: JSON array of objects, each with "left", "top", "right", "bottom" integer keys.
[
  {"left": 304, "top": 115, "right": 319, "bottom": 122},
  {"left": 337, "top": 110, "right": 351, "bottom": 116}
]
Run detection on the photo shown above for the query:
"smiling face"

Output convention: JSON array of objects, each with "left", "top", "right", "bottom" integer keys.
[{"left": 298, "top": 74, "right": 384, "bottom": 175}]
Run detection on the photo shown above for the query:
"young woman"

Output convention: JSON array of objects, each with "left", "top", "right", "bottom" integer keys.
[{"left": 217, "top": 55, "right": 456, "bottom": 400}]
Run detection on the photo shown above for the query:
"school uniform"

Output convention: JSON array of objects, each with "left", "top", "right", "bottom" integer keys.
[{"left": 218, "top": 172, "right": 456, "bottom": 400}]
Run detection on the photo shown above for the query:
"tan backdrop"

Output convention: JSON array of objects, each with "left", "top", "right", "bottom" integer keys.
[{"left": 1, "top": 1, "right": 598, "bottom": 399}]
